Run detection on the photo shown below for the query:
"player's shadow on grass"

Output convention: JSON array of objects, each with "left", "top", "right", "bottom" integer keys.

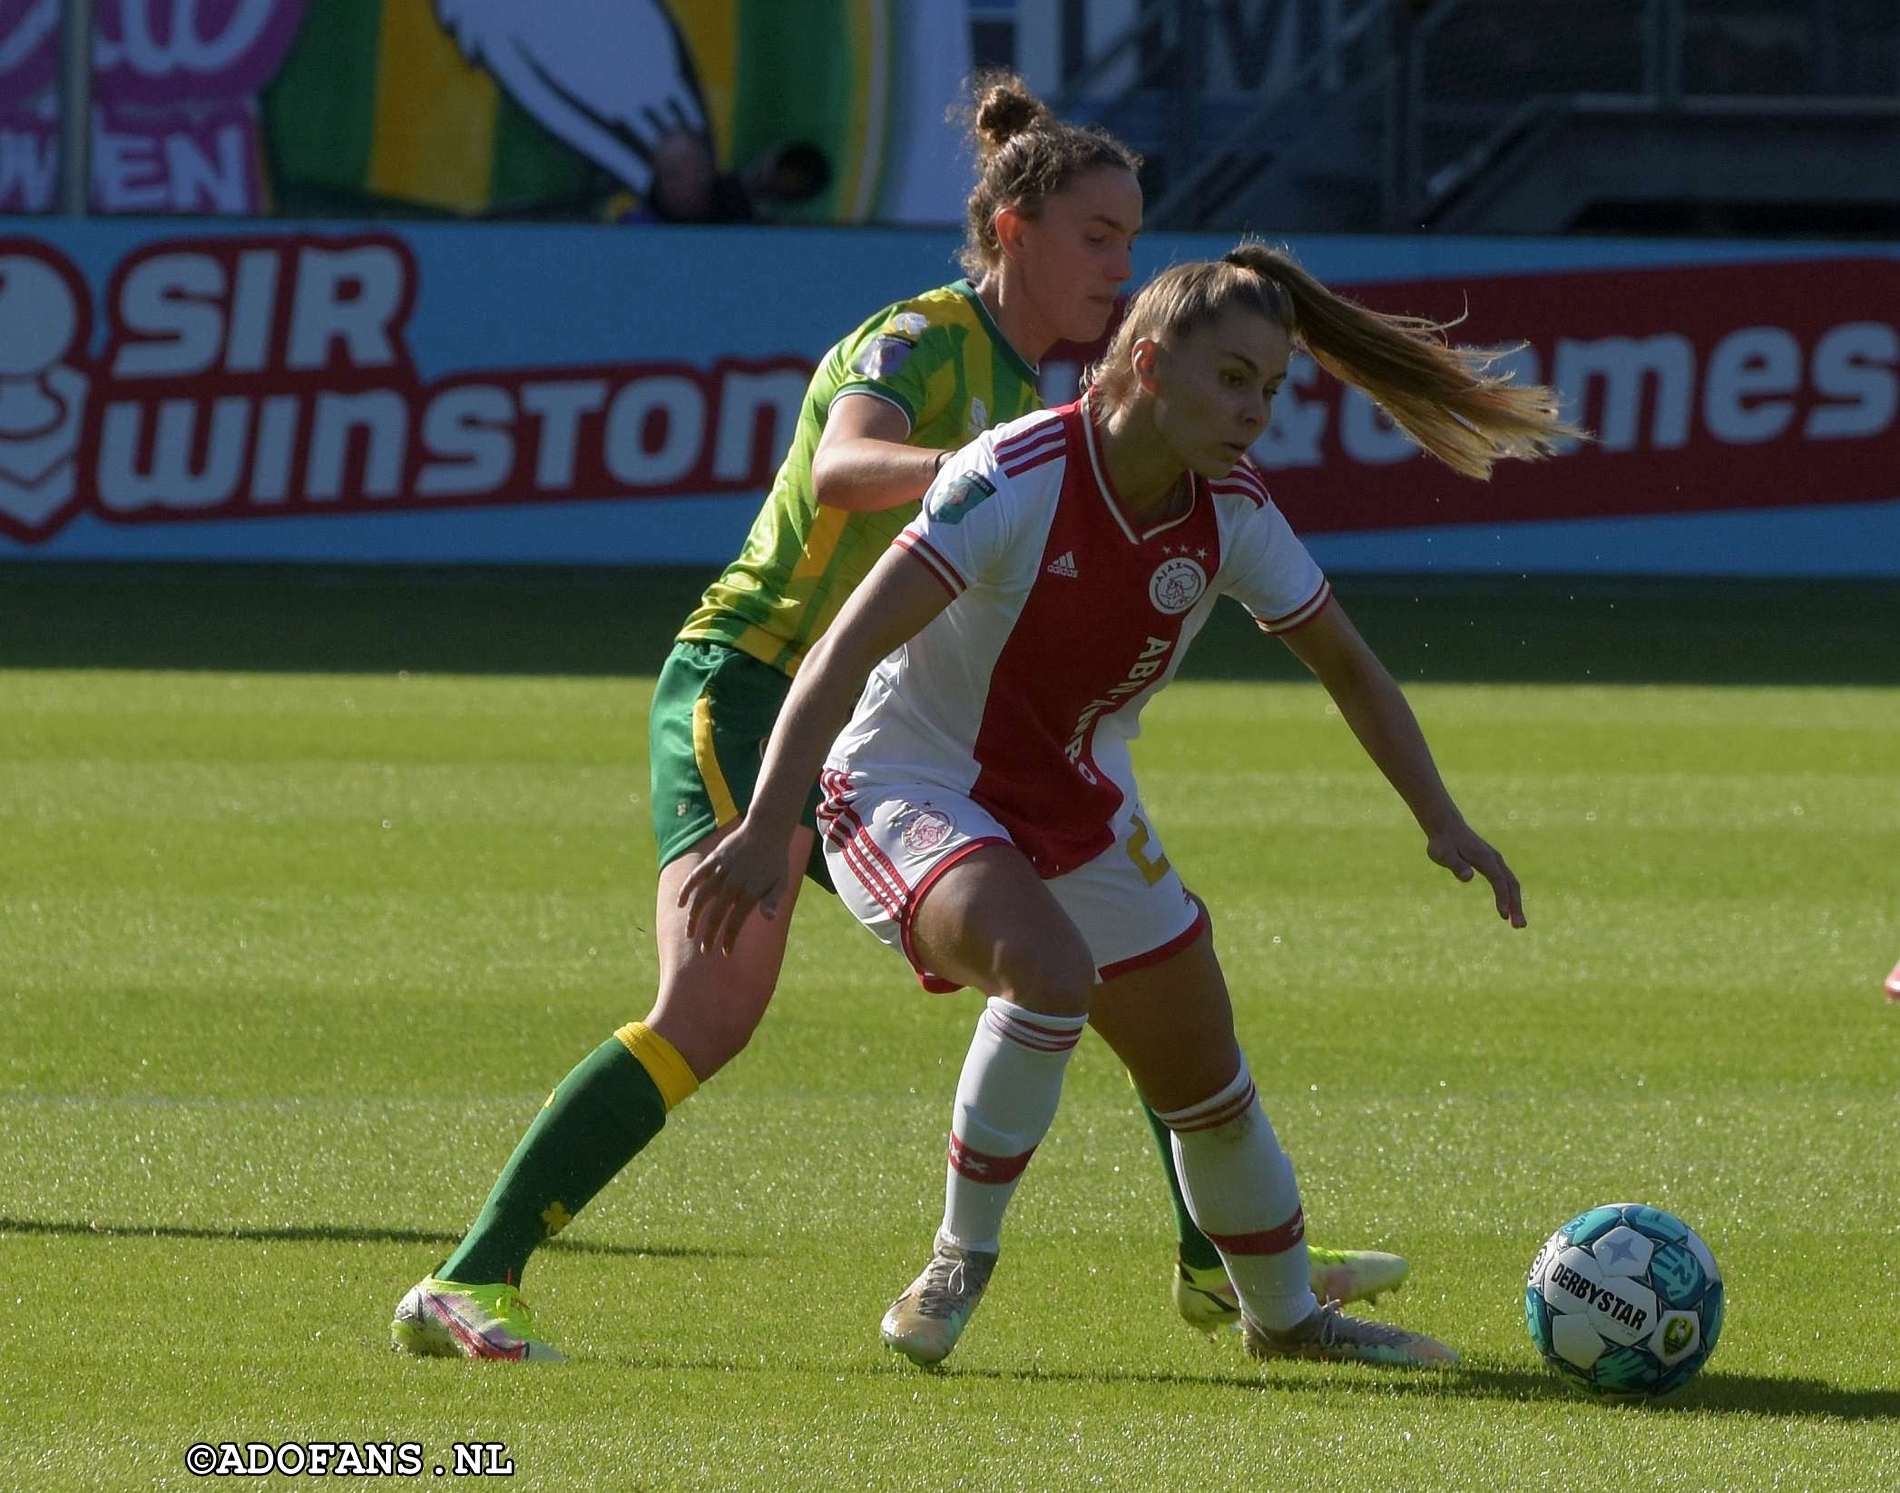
[
  {"left": 0, "top": 1215, "right": 746, "bottom": 1261},
  {"left": 935, "top": 1361, "right": 1900, "bottom": 1421}
]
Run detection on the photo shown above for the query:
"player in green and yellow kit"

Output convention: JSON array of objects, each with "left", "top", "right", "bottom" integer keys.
[
  {"left": 652, "top": 271, "right": 1047, "bottom": 874},
  {"left": 391, "top": 75, "right": 1405, "bottom": 1362}
]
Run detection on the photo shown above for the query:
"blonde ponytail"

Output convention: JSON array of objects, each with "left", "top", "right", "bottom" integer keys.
[{"left": 1222, "top": 241, "right": 1581, "bottom": 478}]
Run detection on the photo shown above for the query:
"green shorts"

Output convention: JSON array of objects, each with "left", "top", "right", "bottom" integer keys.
[{"left": 648, "top": 639, "right": 832, "bottom": 888}]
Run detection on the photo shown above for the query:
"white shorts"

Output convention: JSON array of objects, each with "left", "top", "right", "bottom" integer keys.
[{"left": 817, "top": 768, "right": 1206, "bottom": 993}]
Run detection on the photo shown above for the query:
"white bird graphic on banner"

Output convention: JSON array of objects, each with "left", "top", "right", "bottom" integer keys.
[
  {"left": 0, "top": 252, "right": 86, "bottom": 534},
  {"left": 434, "top": 0, "right": 706, "bottom": 196}
]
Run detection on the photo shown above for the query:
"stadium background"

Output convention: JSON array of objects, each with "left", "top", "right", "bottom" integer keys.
[
  {"left": 3, "top": 0, "right": 1898, "bottom": 574},
  {"left": 4, "top": 6, "right": 1899, "bottom": 1487}
]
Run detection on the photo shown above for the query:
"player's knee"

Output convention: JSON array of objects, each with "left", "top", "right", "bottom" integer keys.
[
  {"left": 995, "top": 938, "right": 1095, "bottom": 1017},
  {"left": 647, "top": 976, "right": 775, "bottom": 1078}
]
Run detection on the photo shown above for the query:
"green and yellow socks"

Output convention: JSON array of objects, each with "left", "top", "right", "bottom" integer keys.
[
  {"left": 436, "top": 1023, "right": 1223, "bottom": 1287},
  {"left": 438, "top": 1022, "right": 698, "bottom": 1286}
]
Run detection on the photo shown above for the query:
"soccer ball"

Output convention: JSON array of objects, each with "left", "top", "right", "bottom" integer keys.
[{"left": 1525, "top": 1203, "right": 1724, "bottom": 1401}]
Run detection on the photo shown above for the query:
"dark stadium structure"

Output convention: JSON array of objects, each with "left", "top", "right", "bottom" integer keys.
[{"left": 1016, "top": 0, "right": 1900, "bottom": 236}]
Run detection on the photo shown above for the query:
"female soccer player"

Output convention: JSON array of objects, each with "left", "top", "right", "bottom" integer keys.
[
  {"left": 390, "top": 78, "right": 1392, "bottom": 1362},
  {"left": 680, "top": 241, "right": 1578, "bottom": 1367}
]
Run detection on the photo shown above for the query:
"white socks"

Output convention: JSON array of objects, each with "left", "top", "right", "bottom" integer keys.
[
  {"left": 939, "top": 998, "right": 1087, "bottom": 1252},
  {"left": 937, "top": 1005, "right": 1315, "bottom": 1336},
  {"left": 1159, "top": 1059, "right": 1317, "bottom": 1331}
]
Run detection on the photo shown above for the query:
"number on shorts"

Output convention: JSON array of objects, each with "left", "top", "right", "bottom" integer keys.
[{"left": 1125, "top": 813, "right": 1171, "bottom": 886}]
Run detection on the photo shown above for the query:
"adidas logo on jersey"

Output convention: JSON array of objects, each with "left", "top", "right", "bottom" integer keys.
[{"left": 1045, "top": 550, "right": 1079, "bottom": 578}]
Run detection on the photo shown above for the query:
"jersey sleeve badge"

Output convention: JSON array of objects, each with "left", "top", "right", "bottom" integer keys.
[
  {"left": 848, "top": 310, "right": 935, "bottom": 380},
  {"left": 851, "top": 335, "right": 917, "bottom": 379},
  {"left": 926, "top": 471, "right": 997, "bottom": 525}
]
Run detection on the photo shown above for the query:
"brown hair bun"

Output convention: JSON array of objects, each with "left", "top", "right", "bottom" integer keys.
[{"left": 970, "top": 72, "right": 1050, "bottom": 158}]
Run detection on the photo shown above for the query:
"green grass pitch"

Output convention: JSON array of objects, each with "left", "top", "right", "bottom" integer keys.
[{"left": 3, "top": 566, "right": 1897, "bottom": 1490}]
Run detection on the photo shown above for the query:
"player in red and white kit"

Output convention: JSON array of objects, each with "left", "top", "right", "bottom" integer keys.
[
  {"left": 817, "top": 398, "right": 1328, "bottom": 987},
  {"left": 682, "top": 240, "right": 1580, "bottom": 1371}
]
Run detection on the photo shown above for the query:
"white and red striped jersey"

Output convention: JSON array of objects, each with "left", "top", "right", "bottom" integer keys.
[{"left": 827, "top": 394, "right": 1331, "bottom": 879}]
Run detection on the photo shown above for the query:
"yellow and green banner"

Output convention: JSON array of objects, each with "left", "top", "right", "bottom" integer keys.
[{"left": 263, "top": 0, "right": 971, "bottom": 223}]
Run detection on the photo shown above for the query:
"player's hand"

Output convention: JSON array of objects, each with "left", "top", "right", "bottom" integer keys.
[
  {"left": 678, "top": 822, "right": 788, "bottom": 956},
  {"left": 1425, "top": 819, "right": 1526, "bottom": 928}
]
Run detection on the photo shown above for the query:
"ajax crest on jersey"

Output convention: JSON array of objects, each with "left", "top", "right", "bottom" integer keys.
[
  {"left": 1148, "top": 556, "right": 1206, "bottom": 614},
  {"left": 1525, "top": 1203, "right": 1724, "bottom": 1401}
]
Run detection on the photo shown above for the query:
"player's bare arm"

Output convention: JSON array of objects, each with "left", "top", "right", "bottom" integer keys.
[
  {"left": 680, "top": 545, "right": 952, "bottom": 953},
  {"left": 1279, "top": 598, "right": 1525, "bottom": 928},
  {"left": 809, "top": 392, "right": 953, "bottom": 513}
]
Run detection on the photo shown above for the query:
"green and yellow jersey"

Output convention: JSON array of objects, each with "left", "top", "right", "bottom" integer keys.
[{"left": 677, "top": 279, "right": 1043, "bottom": 675}]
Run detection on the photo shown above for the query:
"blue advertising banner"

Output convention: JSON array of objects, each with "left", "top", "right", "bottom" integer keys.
[{"left": 1, "top": 219, "right": 1896, "bottom": 574}]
